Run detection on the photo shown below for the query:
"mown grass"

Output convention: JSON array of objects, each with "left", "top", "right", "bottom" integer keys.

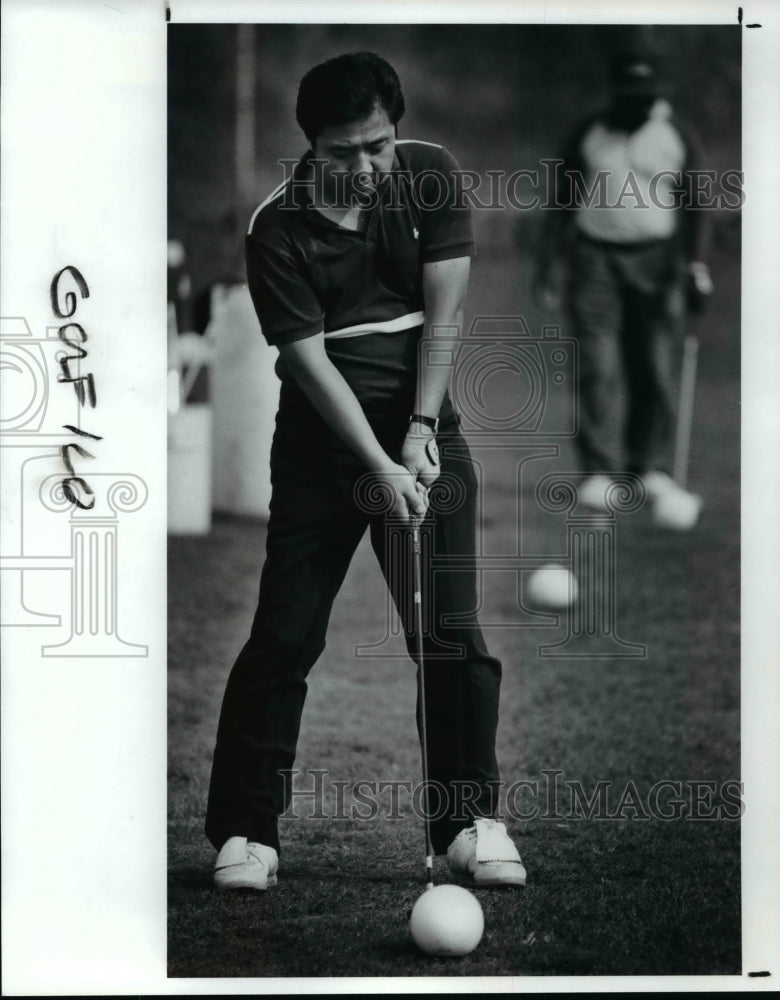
[{"left": 168, "top": 243, "right": 740, "bottom": 979}]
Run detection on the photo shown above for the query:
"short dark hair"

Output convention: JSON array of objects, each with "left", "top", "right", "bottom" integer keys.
[{"left": 296, "top": 52, "right": 405, "bottom": 143}]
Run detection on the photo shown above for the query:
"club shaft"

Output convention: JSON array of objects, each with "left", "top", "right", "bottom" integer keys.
[
  {"left": 674, "top": 334, "right": 698, "bottom": 487},
  {"left": 412, "top": 523, "right": 434, "bottom": 887}
]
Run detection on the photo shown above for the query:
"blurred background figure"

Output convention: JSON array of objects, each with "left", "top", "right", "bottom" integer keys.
[
  {"left": 533, "top": 48, "right": 713, "bottom": 528},
  {"left": 167, "top": 236, "right": 215, "bottom": 534},
  {"left": 167, "top": 237, "right": 193, "bottom": 334}
]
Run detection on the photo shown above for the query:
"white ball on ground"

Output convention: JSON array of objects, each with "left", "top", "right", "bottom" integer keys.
[
  {"left": 525, "top": 563, "right": 578, "bottom": 610},
  {"left": 409, "top": 884, "right": 484, "bottom": 957}
]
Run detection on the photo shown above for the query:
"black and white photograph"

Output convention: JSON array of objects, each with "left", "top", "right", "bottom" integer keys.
[{"left": 2, "top": 0, "right": 779, "bottom": 993}]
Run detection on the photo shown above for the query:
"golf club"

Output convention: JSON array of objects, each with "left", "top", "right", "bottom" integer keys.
[
  {"left": 673, "top": 333, "right": 699, "bottom": 488},
  {"left": 411, "top": 519, "right": 434, "bottom": 890}
]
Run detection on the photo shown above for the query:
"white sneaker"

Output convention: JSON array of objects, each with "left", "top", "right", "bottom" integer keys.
[
  {"left": 214, "top": 836, "right": 279, "bottom": 891},
  {"left": 641, "top": 472, "right": 703, "bottom": 530},
  {"left": 578, "top": 474, "right": 613, "bottom": 511},
  {"left": 641, "top": 471, "right": 677, "bottom": 500},
  {"left": 446, "top": 818, "right": 527, "bottom": 887}
]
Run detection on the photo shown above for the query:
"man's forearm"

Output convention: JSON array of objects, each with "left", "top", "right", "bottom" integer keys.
[
  {"left": 280, "top": 336, "right": 394, "bottom": 473},
  {"left": 681, "top": 207, "right": 712, "bottom": 265},
  {"left": 279, "top": 333, "right": 427, "bottom": 521},
  {"left": 536, "top": 204, "right": 576, "bottom": 272},
  {"left": 413, "top": 307, "right": 462, "bottom": 420},
  {"left": 414, "top": 257, "right": 470, "bottom": 421}
]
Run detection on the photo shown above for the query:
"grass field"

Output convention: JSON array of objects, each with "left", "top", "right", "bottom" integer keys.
[{"left": 168, "top": 236, "right": 741, "bottom": 979}]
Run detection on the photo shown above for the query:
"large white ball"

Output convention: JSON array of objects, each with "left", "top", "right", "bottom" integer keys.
[
  {"left": 409, "top": 884, "right": 484, "bottom": 957},
  {"left": 525, "top": 563, "right": 578, "bottom": 610}
]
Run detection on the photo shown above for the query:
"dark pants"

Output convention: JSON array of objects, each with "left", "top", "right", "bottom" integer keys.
[
  {"left": 205, "top": 395, "right": 502, "bottom": 856},
  {"left": 568, "top": 233, "right": 686, "bottom": 476}
]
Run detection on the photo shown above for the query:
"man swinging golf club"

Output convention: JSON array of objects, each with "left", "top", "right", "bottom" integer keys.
[{"left": 205, "top": 52, "right": 526, "bottom": 891}]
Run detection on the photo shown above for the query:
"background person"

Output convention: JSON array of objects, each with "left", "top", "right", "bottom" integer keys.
[{"left": 533, "top": 50, "right": 713, "bottom": 522}]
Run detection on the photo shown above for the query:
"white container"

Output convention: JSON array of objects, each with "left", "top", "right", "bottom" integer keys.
[
  {"left": 168, "top": 404, "right": 212, "bottom": 535},
  {"left": 208, "top": 284, "right": 279, "bottom": 519}
]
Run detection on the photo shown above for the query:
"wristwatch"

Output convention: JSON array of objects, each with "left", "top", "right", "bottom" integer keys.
[
  {"left": 410, "top": 414, "right": 440, "bottom": 464},
  {"left": 409, "top": 413, "right": 439, "bottom": 434}
]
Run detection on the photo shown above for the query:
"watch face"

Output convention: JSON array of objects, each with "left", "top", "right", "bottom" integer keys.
[{"left": 426, "top": 438, "right": 440, "bottom": 465}]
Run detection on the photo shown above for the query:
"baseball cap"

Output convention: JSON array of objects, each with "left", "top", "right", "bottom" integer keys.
[{"left": 610, "top": 52, "right": 659, "bottom": 95}]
